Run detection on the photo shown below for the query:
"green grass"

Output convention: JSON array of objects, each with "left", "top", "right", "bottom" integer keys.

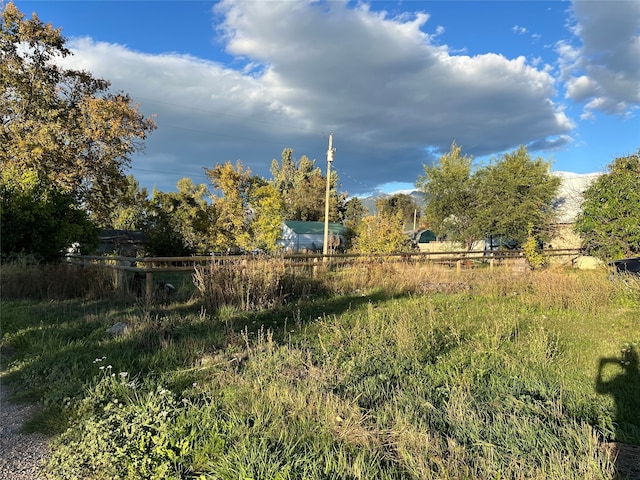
[{"left": 1, "top": 261, "right": 639, "bottom": 479}]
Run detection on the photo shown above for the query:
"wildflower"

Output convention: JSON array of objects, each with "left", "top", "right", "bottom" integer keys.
[
  {"left": 99, "top": 366, "right": 105, "bottom": 370},
  {"left": 119, "top": 372, "right": 129, "bottom": 378},
  {"left": 192, "top": 382, "right": 197, "bottom": 387}
]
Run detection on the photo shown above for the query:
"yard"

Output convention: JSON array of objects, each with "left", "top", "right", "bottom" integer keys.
[{"left": 1, "top": 259, "right": 639, "bottom": 479}]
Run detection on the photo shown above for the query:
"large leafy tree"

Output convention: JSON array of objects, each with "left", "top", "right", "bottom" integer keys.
[
  {"left": 352, "top": 212, "right": 411, "bottom": 254},
  {"left": 1, "top": 2, "right": 155, "bottom": 224},
  {"left": 102, "top": 175, "right": 149, "bottom": 230},
  {"left": 248, "top": 181, "right": 285, "bottom": 253},
  {"left": 270, "top": 148, "right": 343, "bottom": 222},
  {"left": 342, "top": 197, "right": 366, "bottom": 248},
  {"left": 574, "top": 150, "right": 640, "bottom": 260},
  {"left": 375, "top": 193, "right": 421, "bottom": 232},
  {"left": 1, "top": 166, "right": 98, "bottom": 261},
  {"left": 205, "top": 161, "right": 254, "bottom": 252},
  {"left": 144, "top": 178, "right": 212, "bottom": 256},
  {"left": 416, "top": 142, "right": 477, "bottom": 248},
  {"left": 417, "top": 143, "right": 560, "bottom": 249},
  {"left": 473, "top": 146, "right": 560, "bottom": 247},
  {"left": 207, "top": 161, "right": 287, "bottom": 253}
]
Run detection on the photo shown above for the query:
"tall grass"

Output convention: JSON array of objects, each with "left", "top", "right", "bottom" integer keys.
[
  {"left": 0, "top": 259, "right": 114, "bottom": 300},
  {"left": 1, "top": 258, "right": 638, "bottom": 479}
]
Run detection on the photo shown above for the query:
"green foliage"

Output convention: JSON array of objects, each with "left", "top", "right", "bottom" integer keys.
[
  {"left": 0, "top": 167, "right": 98, "bottom": 261},
  {"left": 417, "top": 142, "right": 476, "bottom": 247},
  {"left": 143, "top": 179, "right": 212, "bottom": 256},
  {"left": 1, "top": 2, "right": 156, "bottom": 222},
  {"left": 418, "top": 143, "right": 560, "bottom": 250},
  {"left": 523, "top": 224, "right": 545, "bottom": 269},
  {"left": 270, "top": 148, "right": 345, "bottom": 222},
  {"left": 4, "top": 266, "right": 640, "bottom": 479},
  {"left": 574, "top": 150, "right": 640, "bottom": 260},
  {"left": 473, "top": 146, "right": 560, "bottom": 247},
  {"left": 248, "top": 182, "right": 285, "bottom": 252},
  {"left": 48, "top": 371, "right": 226, "bottom": 480},
  {"left": 342, "top": 197, "right": 366, "bottom": 249},
  {"left": 205, "top": 161, "right": 254, "bottom": 252},
  {"left": 375, "top": 193, "right": 421, "bottom": 232},
  {"left": 100, "top": 175, "right": 150, "bottom": 230},
  {"left": 352, "top": 213, "right": 411, "bottom": 253}
]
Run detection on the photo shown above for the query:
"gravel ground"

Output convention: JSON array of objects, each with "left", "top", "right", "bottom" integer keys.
[{"left": 0, "top": 379, "right": 50, "bottom": 480}]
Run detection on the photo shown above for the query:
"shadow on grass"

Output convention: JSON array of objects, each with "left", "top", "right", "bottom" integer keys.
[
  {"left": 0, "top": 288, "right": 403, "bottom": 433},
  {"left": 595, "top": 344, "right": 640, "bottom": 478}
]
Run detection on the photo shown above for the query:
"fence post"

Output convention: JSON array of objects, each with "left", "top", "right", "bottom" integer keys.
[
  {"left": 490, "top": 252, "right": 494, "bottom": 271},
  {"left": 145, "top": 271, "right": 153, "bottom": 303},
  {"left": 456, "top": 259, "right": 462, "bottom": 274}
]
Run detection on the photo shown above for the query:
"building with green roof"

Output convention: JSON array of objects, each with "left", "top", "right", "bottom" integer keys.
[{"left": 278, "top": 221, "right": 348, "bottom": 253}]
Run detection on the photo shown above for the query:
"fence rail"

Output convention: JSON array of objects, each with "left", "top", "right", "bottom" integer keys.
[{"left": 65, "top": 248, "right": 583, "bottom": 301}]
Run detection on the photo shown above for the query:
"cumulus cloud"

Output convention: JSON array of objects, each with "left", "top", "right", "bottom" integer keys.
[
  {"left": 59, "top": 0, "right": 577, "bottom": 194},
  {"left": 559, "top": 0, "right": 640, "bottom": 118}
]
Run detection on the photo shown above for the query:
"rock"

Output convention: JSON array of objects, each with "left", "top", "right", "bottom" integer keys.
[
  {"left": 106, "top": 322, "right": 130, "bottom": 335},
  {"left": 574, "top": 255, "right": 604, "bottom": 270}
]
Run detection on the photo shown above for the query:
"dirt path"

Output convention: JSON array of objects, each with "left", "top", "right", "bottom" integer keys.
[{"left": 0, "top": 380, "right": 50, "bottom": 480}]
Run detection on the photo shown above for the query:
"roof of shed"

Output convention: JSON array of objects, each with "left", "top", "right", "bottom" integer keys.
[{"left": 283, "top": 221, "right": 348, "bottom": 235}]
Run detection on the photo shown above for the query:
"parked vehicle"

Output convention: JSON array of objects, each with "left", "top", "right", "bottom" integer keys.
[{"left": 611, "top": 257, "right": 640, "bottom": 275}]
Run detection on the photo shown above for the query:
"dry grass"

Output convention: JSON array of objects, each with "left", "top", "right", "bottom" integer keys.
[{"left": 0, "top": 261, "right": 114, "bottom": 300}]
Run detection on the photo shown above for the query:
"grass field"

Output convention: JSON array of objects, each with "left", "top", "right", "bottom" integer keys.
[{"left": 1, "top": 259, "right": 639, "bottom": 479}]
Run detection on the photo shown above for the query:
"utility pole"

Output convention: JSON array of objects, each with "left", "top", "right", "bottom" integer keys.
[{"left": 323, "top": 133, "right": 335, "bottom": 257}]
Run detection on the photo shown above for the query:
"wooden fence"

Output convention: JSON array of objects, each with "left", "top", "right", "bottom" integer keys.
[{"left": 65, "top": 248, "right": 583, "bottom": 301}]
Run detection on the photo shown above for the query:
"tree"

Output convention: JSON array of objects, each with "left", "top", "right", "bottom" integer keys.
[
  {"left": 416, "top": 142, "right": 477, "bottom": 248},
  {"left": 473, "top": 146, "right": 560, "bottom": 247},
  {"left": 270, "top": 148, "right": 343, "bottom": 222},
  {"left": 342, "top": 197, "right": 365, "bottom": 248},
  {"left": 101, "top": 175, "right": 149, "bottom": 230},
  {"left": 417, "top": 143, "right": 560, "bottom": 250},
  {"left": 1, "top": 2, "right": 156, "bottom": 223},
  {"left": 375, "top": 193, "right": 421, "bottom": 232},
  {"left": 205, "top": 161, "right": 254, "bottom": 252},
  {"left": 352, "top": 213, "right": 410, "bottom": 254},
  {"left": 574, "top": 150, "right": 640, "bottom": 260},
  {"left": 1, "top": 166, "right": 98, "bottom": 261},
  {"left": 143, "top": 178, "right": 212, "bottom": 256},
  {"left": 248, "top": 181, "right": 285, "bottom": 252}
]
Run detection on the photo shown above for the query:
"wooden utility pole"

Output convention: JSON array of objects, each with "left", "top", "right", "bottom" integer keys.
[{"left": 323, "top": 133, "right": 335, "bottom": 257}]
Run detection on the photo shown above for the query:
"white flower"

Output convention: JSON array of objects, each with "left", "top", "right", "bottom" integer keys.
[{"left": 119, "top": 372, "right": 128, "bottom": 378}]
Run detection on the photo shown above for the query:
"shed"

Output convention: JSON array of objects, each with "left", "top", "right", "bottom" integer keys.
[
  {"left": 277, "top": 221, "right": 348, "bottom": 253},
  {"left": 96, "top": 229, "right": 145, "bottom": 256}
]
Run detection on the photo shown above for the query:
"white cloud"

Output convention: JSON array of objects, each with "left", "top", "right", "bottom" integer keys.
[
  {"left": 57, "top": 0, "right": 577, "bottom": 195},
  {"left": 559, "top": 0, "right": 640, "bottom": 118}
]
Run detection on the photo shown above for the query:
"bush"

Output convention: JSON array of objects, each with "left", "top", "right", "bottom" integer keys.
[{"left": 1, "top": 168, "right": 98, "bottom": 262}]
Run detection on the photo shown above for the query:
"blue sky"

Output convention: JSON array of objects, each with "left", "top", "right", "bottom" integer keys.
[{"left": 12, "top": 0, "right": 640, "bottom": 196}]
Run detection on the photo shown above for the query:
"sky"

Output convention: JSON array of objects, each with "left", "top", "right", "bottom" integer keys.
[{"left": 11, "top": 0, "right": 640, "bottom": 196}]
